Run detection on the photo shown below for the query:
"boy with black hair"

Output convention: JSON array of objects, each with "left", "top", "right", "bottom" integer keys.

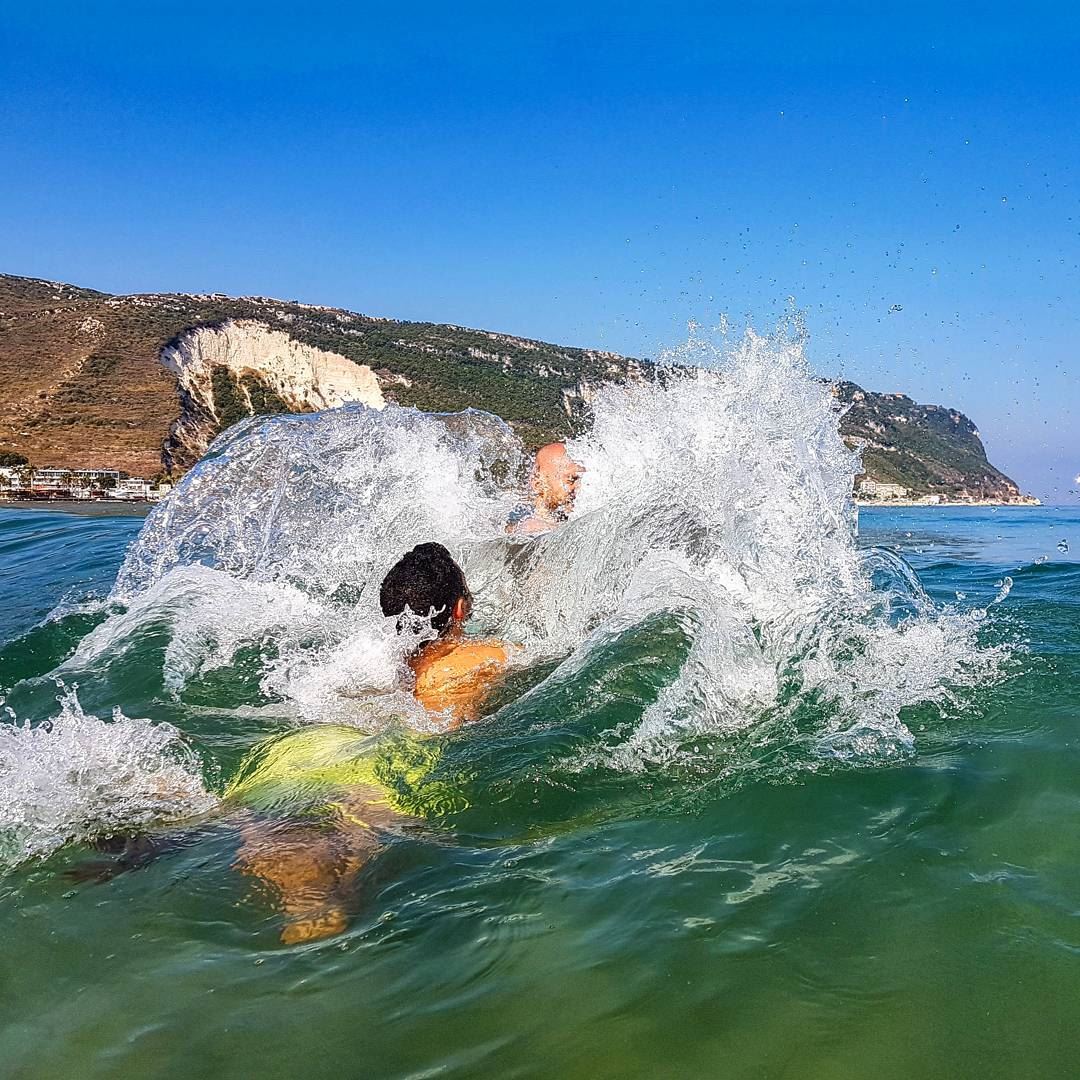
[
  {"left": 225, "top": 541, "right": 510, "bottom": 942},
  {"left": 379, "top": 542, "right": 510, "bottom": 723}
]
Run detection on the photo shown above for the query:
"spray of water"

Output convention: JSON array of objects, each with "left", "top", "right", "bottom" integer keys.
[
  {"left": 488, "top": 326, "right": 1003, "bottom": 768},
  {"left": 83, "top": 407, "right": 528, "bottom": 725},
  {"left": 0, "top": 689, "right": 215, "bottom": 868},
  {"left": 0, "top": 322, "right": 1008, "bottom": 863}
]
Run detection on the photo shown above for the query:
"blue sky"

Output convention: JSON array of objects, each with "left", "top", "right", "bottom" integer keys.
[{"left": 2, "top": 2, "right": 1078, "bottom": 500}]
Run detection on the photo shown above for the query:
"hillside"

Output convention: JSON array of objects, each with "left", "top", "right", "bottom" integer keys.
[
  {"left": 835, "top": 382, "right": 1027, "bottom": 502},
  {"left": 0, "top": 274, "right": 636, "bottom": 476},
  {"left": 0, "top": 273, "right": 1031, "bottom": 501}
]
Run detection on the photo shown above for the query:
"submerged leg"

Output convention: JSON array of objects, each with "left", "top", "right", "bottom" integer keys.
[{"left": 235, "top": 817, "right": 384, "bottom": 944}]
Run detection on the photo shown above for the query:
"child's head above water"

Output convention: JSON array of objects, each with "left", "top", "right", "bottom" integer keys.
[{"left": 379, "top": 542, "right": 472, "bottom": 638}]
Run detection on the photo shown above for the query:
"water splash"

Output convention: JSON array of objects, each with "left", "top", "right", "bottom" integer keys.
[
  {"left": 86, "top": 325, "right": 1009, "bottom": 747},
  {"left": 115, "top": 406, "right": 527, "bottom": 599},
  {"left": 0, "top": 688, "right": 215, "bottom": 868},
  {"left": 84, "top": 407, "right": 528, "bottom": 725},
  {"left": 484, "top": 327, "right": 1005, "bottom": 771},
  {"left": 1, "top": 322, "right": 1010, "bottom": 860}
]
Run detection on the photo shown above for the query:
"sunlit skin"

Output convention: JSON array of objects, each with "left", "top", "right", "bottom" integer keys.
[
  {"left": 236, "top": 806, "right": 388, "bottom": 945},
  {"left": 236, "top": 594, "right": 509, "bottom": 943},
  {"left": 510, "top": 442, "right": 584, "bottom": 535},
  {"left": 409, "top": 596, "right": 511, "bottom": 725}
]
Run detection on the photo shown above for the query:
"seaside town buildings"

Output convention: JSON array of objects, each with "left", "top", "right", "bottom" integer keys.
[
  {"left": 856, "top": 478, "right": 911, "bottom": 501},
  {"left": 0, "top": 466, "right": 171, "bottom": 503},
  {"left": 0, "top": 467, "right": 1034, "bottom": 509}
]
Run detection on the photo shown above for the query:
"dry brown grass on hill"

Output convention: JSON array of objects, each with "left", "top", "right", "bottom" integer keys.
[{"left": 0, "top": 295, "right": 182, "bottom": 475}]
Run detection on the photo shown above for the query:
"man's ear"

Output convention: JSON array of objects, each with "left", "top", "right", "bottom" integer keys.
[{"left": 452, "top": 596, "right": 468, "bottom": 621}]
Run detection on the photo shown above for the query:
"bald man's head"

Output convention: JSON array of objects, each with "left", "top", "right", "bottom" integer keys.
[{"left": 531, "top": 442, "right": 583, "bottom": 515}]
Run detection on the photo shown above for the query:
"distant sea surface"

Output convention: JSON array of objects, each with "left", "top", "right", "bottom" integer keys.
[{"left": 1, "top": 504, "right": 1078, "bottom": 1078}]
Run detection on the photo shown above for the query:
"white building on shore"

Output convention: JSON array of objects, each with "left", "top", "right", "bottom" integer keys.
[
  {"left": 0, "top": 466, "right": 29, "bottom": 492},
  {"left": 856, "top": 478, "right": 910, "bottom": 501},
  {"left": 1, "top": 467, "right": 171, "bottom": 502},
  {"left": 30, "top": 468, "right": 121, "bottom": 497}
]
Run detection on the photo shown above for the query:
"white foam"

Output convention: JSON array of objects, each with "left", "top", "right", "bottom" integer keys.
[
  {"left": 489, "top": 324, "right": 1006, "bottom": 767},
  {"left": 87, "top": 406, "right": 527, "bottom": 726},
  {"left": 106, "top": 325, "right": 1005, "bottom": 756},
  {"left": 0, "top": 689, "right": 216, "bottom": 868}
]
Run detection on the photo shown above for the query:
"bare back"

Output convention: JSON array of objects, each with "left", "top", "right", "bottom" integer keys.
[{"left": 410, "top": 638, "right": 510, "bottom": 725}]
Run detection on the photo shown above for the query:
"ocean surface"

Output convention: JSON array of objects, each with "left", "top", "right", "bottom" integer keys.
[{"left": 1, "top": 356, "right": 1078, "bottom": 1078}]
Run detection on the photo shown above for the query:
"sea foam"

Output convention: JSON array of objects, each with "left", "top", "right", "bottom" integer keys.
[
  {"left": 0, "top": 689, "right": 215, "bottom": 868},
  {"left": 102, "top": 322, "right": 1007, "bottom": 751}
]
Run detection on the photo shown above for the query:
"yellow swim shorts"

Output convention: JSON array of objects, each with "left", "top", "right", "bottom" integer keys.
[{"left": 223, "top": 724, "right": 469, "bottom": 821}]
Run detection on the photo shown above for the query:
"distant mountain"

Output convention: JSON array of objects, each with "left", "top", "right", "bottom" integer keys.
[
  {"left": 834, "top": 381, "right": 1030, "bottom": 503},
  {"left": 0, "top": 273, "right": 637, "bottom": 476},
  {"left": 0, "top": 273, "right": 1033, "bottom": 502}
]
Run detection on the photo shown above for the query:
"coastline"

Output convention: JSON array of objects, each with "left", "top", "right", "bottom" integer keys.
[
  {"left": 0, "top": 498, "right": 1042, "bottom": 520},
  {"left": 855, "top": 499, "right": 1042, "bottom": 509},
  {"left": 0, "top": 499, "right": 153, "bottom": 519}
]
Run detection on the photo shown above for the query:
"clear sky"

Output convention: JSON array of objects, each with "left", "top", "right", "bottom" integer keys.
[{"left": 2, "top": 2, "right": 1078, "bottom": 500}]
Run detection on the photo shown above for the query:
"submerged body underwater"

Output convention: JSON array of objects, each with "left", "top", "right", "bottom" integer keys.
[{"left": 1, "top": 334, "right": 1078, "bottom": 1078}]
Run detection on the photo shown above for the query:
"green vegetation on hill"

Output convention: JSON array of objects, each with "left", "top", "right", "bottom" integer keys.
[
  {"left": 835, "top": 382, "right": 1021, "bottom": 500},
  {"left": 157, "top": 297, "right": 631, "bottom": 453},
  {"left": 0, "top": 273, "right": 1029, "bottom": 501},
  {"left": 204, "top": 366, "right": 295, "bottom": 442},
  {"left": 291, "top": 320, "right": 579, "bottom": 447}
]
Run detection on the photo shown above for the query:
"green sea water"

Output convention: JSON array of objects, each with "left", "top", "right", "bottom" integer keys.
[{"left": 1, "top": 503, "right": 1078, "bottom": 1079}]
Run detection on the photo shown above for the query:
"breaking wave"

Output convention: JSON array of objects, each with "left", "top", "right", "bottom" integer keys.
[
  {"left": 0, "top": 689, "right": 215, "bottom": 868},
  {"left": 0, "top": 322, "right": 1009, "bottom": 864}
]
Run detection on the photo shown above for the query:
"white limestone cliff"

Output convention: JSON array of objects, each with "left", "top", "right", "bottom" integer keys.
[{"left": 160, "top": 319, "right": 384, "bottom": 465}]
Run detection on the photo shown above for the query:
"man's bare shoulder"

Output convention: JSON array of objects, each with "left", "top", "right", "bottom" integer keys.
[
  {"left": 411, "top": 639, "right": 514, "bottom": 723},
  {"left": 417, "top": 641, "right": 509, "bottom": 683}
]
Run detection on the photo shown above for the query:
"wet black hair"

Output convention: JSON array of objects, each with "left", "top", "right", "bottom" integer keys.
[{"left": 379, "top": 542, "right": 471, "bottom": 636}]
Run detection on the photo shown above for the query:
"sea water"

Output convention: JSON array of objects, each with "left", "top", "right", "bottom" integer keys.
[{"left": 0, "top": 331, "right": 1077, "bottom": 1078}]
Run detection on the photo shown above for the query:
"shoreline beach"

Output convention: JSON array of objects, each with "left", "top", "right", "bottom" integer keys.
[
  {"left": 855, "top": 499, "right": 1042, "bottom": 509},
  {"left": 0, "top": 499, "right": 153, "bottom": 519},
  {"left": 0, "top": 498, "right": 1045, "bottom": 520}
]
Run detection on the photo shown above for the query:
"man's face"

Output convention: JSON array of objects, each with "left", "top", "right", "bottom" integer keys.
[{"left": 533, "top": 444, "right": 583, "bottom": 512}]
